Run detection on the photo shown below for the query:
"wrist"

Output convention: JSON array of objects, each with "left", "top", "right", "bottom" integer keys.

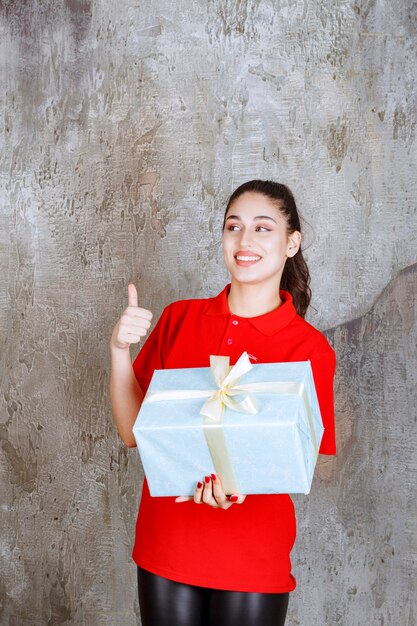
[{"left": 110, "top": 342, "right": 130, "bottom": 357}]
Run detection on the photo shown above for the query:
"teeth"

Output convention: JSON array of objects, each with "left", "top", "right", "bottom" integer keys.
[{"left": 236, "top": 255, "right": 260, "bottom": 261}]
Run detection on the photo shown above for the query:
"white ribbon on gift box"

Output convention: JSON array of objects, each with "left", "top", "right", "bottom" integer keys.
[{"left": 142, "top": 352, "right": 318, "bottom": 494}]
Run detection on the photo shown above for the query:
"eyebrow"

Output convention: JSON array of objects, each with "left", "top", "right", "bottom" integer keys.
[{"left": 225, "top": 214, "right": 278, "bottom": 224}]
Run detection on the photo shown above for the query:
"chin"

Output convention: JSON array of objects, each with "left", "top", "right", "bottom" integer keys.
[{"left": 229, "top": 269, "right": 283, "bottom": 288}]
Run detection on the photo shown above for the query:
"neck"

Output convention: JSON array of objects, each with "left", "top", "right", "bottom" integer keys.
[{"left": 227, "top": 280, "right": 283, "bottom": 318}]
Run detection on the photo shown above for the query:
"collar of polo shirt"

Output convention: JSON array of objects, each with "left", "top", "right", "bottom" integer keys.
[{"left": 204, "top": 284, "right": 297, "bottom": 336}]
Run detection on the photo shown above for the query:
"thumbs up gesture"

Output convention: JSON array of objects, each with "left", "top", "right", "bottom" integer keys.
[{"left": 110, "top": 283, "right": 153, "bottom": 351}]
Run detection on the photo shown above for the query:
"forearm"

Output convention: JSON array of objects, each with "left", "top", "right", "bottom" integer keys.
[{"left": 110, "top": 347, "right": 144, "bottom": 447}]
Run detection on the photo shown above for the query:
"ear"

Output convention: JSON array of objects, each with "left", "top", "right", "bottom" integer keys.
[{"left": 286, "top": 231, "right": 302, "bottom": 257}]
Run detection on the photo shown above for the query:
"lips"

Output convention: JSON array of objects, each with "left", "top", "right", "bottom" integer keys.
[{"left": 234, "top": 251, "right": 262, "bottom": 266}]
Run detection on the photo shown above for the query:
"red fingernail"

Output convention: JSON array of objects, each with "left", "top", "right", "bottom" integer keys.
[
  {"left": 197, "top": 481, "right": 203, "bottom": 488},
  {"left": 229, "top": 495, "right": 238, "bottom": 502},
  {"left": 211, "top": 473, "right": 216, "bottom": 481},
  {"left": 204, "top": 475, "right": 211, "bottom": 483}
]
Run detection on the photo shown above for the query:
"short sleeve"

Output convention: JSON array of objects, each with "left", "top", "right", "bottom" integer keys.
[
  {"left": 132, "top": 305, "right": 171, "bottom": 395},
  {"left": 309, "top": 347, "right": 337, "bottom": 455}
]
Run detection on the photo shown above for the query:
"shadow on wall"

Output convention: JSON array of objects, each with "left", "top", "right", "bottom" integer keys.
[{"left": 289, "top": 261, "right": 417, "bottom": 625}]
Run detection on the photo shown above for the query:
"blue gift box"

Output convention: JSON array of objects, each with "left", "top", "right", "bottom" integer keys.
[{"left": 132, "top": 353, "right": 324, "bottom": 496}]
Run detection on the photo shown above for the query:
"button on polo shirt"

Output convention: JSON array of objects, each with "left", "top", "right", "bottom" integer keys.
[{"left": 131, "top": 284, "right": 336, "bottom": 594}]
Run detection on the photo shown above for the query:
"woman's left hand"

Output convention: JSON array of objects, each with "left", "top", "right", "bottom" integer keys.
[{"left": 175, "top": 473, "right": 246, "bottom": 509}]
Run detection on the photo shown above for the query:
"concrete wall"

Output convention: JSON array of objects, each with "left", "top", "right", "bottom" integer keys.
[{"left": 1, "top": 1, "right": 416, "bottom": 624}]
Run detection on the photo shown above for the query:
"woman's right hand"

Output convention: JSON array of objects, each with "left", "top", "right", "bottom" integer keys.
[
  {"left": 110, "top": 283, "right": 153, "bottom": 351},
  {"left": 175, "top": 473, "right": 246, "bottom": 509}
]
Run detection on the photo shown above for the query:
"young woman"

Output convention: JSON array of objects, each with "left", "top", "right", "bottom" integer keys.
[{"left": 110, "top": 179, "right": 336, "bottom": 626}]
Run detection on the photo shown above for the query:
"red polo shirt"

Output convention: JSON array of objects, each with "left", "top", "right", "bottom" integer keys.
[{"left": 131, "top": 285, "right": 336, "bottom": 593}]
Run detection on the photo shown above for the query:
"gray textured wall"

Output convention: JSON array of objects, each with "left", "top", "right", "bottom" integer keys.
[{"left": 1, "top": 1, "right": 416, "bottom": 624}]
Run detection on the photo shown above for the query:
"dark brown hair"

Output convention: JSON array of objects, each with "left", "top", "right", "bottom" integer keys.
[{"left": 223, "top": 179, "right": 311, "bottom": 318}]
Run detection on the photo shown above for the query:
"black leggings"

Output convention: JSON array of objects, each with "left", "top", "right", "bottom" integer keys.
[{"left": 137, "top": 566, "right": 289, "bottom": 626}]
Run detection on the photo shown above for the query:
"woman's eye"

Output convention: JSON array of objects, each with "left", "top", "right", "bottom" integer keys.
[
  {"left": 256, "top": 226, "right": 271, "bottom": 232},
  {"left": 227, "top": 225, "right": 240, "bottom": 231}
]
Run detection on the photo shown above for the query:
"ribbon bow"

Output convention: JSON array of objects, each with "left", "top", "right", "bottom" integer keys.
[{"left": 200, "top": 352, "right": 258, "bottom": 422}]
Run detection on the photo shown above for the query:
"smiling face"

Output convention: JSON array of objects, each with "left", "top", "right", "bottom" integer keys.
[{"left": 222, "top": 191, "right": 301, "bottom": 289}]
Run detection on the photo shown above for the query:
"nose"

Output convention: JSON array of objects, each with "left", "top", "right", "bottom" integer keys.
[{"left": 239, "top": 228, "right": 254, "bottom": 248}]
